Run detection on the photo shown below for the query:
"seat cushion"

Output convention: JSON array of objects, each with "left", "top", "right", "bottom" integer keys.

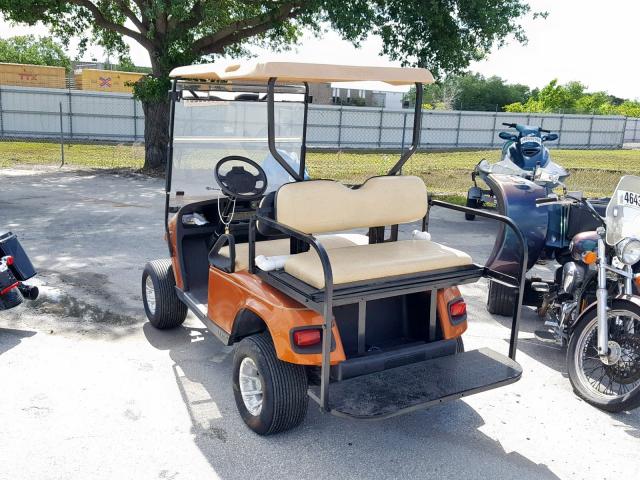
[
  {"left": 219, "top": 234, "right": 369, "bottom": 272},
  {"left": 275, "top": 176, "right": 428, "bottom": 234},
  {"left": 284, "top": 240, "right": 473, "bottom": 288}
]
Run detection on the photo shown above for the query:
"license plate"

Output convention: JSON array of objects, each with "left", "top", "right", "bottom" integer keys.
[
  {"left": 520, "top": 136, "right": 542, "bottom": 145},
  {"left": 618, "top": 190, "right": 640, "bottom": 209}
]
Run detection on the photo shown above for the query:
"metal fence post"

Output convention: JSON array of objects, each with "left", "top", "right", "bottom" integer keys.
[
  {"left": 586, "top": 115, "right": 595, "bottom": 148},
  {"left": 377, "top": 107, "right": 384, "bottom": 148},
  {"left": 0, "top": 85, "right": 4, "bottom": 138},
  {"left": 133, "top": 97, "right": 138, "bottom": 141},
  {"left": 491, "top": 111, "right": 498, "bottom": 147},
  {"left": 59, "top": 102, "right": 65, "bottom": 167},
  {"left": 401, "top": 112, "right": 408, "bottom": 150},
  {"left": 337, "top": 106, "right": 343, "bottom": 148},
  {"left": 455, "top": 110, "right": 463, "bottom": 147},
  {"left": 558, "top": 114, "right": 565, "bottom": 148},
  {"left": 620, "top": 116, "right": 628, "bottom": 148},
  {"left": 67, "top": 89, "right": 73, "bottom": 141}
]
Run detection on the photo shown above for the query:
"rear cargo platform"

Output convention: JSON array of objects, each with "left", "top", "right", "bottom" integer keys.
[{"left": 308, "top": 348, "right": 522, "bottom": 419}]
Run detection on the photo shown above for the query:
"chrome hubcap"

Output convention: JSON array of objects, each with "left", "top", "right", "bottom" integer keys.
[
  {"left": 239, "top": 357, "right": 263, "bottom": 416},
  {"left": 145, "top": 276, "right": 156, "bottom": 315}
]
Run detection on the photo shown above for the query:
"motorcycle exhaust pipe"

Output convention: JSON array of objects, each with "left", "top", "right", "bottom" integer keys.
[{"left": 19, "top": 284, "right": 39, "bottom": 301}]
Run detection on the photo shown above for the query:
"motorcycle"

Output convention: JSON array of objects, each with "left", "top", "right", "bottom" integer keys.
[
  {"left": 0, "top": 231, "right": 38, "bottom": 311},
  {"left": 530, "top": 177, "right": 640, "bottom": 411},
  {"left": 465, "top": 122, "right": 566, "bottom": 221}
]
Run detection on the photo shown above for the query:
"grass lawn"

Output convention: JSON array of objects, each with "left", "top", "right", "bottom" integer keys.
[
  {"left": 306, "top": 149, "right": 640, "bottom": 199},
  {"left": 1, "top": 140, "right": 639, "bottom": 200},
  {"left": 0, "top": 141, "right": 145, "bottom": 170}
]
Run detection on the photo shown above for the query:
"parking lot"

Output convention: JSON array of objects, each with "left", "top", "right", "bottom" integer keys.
[{"left": 1, "top": 166, "right": 639, "bottom": 480}]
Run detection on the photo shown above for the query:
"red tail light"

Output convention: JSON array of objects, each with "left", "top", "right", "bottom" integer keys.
[
  {"left": 449, "top": 300, "right": 467, "bottom": 318},
  {"left": 293, "top": 329, "right": 322, "bottom": 347},
  {"left": 5, "top": 256, "right": 13, "bottom": 266}
]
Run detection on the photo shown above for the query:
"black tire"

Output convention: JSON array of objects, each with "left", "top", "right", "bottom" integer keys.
[
  {"left": 487, "top": 280, "right": 516, "bottom": 316},
  {"left": 233, "top": 332, "right": 308, "bottom": 435},
  {"left": 567, "top": 300, "right": 640, "bottom": 412},
  {"left": 142, "top": 259, "right": 187, "bottom": 329},
  {"left": 455, "top": 336, "right": 465, "bottom": 353},
  {"left": 465, "top": 197, "right": 479, "bottom": 221}
]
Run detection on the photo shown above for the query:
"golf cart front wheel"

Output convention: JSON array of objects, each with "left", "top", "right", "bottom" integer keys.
[
  {"left": 487, "top": 280, "right": 516, "bottom": 316},
  {"left": 142, "top": 259, "right": 187, "bottom": 329},
  {"left": 465, "top": 197, "right": 480, "bottom": 221},
  {"left": 233, "top": 332, "right": 308, "bottom": 435}
]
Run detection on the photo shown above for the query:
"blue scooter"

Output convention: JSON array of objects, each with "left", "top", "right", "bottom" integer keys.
[{"left": 465, "top": 123, "right": 566, "bottom": 221}]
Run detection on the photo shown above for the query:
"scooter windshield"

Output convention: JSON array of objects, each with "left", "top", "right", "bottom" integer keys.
[{"left": 605, "top": 175, "right": 640, "bottom": 245}]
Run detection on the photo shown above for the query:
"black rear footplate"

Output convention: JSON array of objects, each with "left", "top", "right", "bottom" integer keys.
[{"left": 308, "top": 348, "right": 522, "bottom": 419}]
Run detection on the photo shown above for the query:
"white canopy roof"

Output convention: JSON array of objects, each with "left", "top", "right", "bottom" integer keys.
[{"left": 170, "top": 61, "right": 434, "bottom": 86}]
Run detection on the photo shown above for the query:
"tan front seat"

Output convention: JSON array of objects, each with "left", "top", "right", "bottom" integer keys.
[
  {"left": 284, "top": 240, "right": 472, "bottom": 288},
  {"left": 219, "top": 234, "right": 369, "bottom": 272}
]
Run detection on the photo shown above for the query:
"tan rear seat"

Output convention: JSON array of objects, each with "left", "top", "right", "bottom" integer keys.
[
  {"left": 284, "top": 240, "right": 472, "bottom": 288},
  {"left": 219, "top": 234, "right": 369, "bottom": 271},
  {"left": 271, "top": 175, "right": 473, "bottom": 288}
]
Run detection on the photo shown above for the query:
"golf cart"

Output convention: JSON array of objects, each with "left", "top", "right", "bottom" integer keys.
[{"left": 142, "top": 61, "right": 528, "bottom": 435}]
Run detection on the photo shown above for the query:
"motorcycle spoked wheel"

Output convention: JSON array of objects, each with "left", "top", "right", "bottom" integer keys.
[{"left": 567, "top": 300, "right": 640, "bottom": 412}]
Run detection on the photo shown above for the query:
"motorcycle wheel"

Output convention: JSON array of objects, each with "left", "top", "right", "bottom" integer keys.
[
  {"left": 465, "top": 197, "right": 479, "bottom": 221},
  {"left": 567, "top": 299, "right": 640, "bottom": 412}
]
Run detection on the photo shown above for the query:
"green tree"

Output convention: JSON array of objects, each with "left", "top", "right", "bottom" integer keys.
[
  {"left": 0, "top": 0, "right": 533, "bottom": 170},
  {"left": 0, "top": 35, "right": 71, "bottom": 70},
  {"left": 407, "top": 73, "right": 531, "bottom": 111},
  {"left": 504, "top": 79, "right": 640, "bottom": 117},
  {"left": 615, "top": 101, "right": 640, "bottom": 118},
  {"left": 454, "top": 74, "right": 530, "bottom": 110},
  {"left": 535, "top": 80, "right": 585, "bottom": 112}
]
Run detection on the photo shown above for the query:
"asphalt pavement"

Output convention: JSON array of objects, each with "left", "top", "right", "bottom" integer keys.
[{"left": 0, "top": 166, "right": 638, "bottom": 480}]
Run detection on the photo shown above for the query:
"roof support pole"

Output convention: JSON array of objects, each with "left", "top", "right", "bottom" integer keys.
[
  {"left": 267, "top": 77, "right": 304, "bottom": 181},
  {"left": 387, "top": 82, "right": 423, "bottom": 175}
]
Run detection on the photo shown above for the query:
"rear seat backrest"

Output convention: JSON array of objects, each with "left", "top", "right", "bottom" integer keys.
[{"left": 275, "top": 175, "right": 428, "bottom": 234}]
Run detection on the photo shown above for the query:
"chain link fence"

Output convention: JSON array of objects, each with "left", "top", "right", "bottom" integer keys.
[
  {"left": 307, "top": 105, "right": 628, "bottom": 150},
  {"left": 0, "top": 85, "right": 144, "bottom": 169},
  {"left": 625, "top": 117, "right": 640, "bottom": 144},
  {"left": 0, "top": 85, "right": 637, "bottom": 183}
]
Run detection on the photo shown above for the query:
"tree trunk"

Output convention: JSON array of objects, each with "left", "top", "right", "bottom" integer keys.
[{"left": 142, "top": 99, "right": 170, "bottom": 172}]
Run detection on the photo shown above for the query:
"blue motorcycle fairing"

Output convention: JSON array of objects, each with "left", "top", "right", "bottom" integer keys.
[
  {"left": 503, "top": 125, "right": 550, "bottom": 171},
  {"left": 484, "top": 174, "right": 549, "bottom": 276},
  {"left": 505, "top": 142, "right": 550, "bottom": 171}
]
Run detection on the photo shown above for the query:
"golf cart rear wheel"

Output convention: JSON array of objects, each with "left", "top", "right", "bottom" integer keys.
[
  {"left": 142, "top": 259, "right": 187, "bottom": 329},
  {"left": 233, "top": 332, "right": 308, "bottom": 435},
  {"left": 487, "top": 280, "right": 516, "bottom": 316},
  {"left": 465, "top": 197, "right": 479, "bottom": 221}
]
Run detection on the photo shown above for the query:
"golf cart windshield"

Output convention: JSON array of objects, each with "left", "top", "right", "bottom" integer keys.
[
  {"left": 167, "top": 61, "right": 434, "bottom": 214},
  {"left": 169, "top": 83, "right": 306, "bottom": 206},
  {"left": 606, "top": 175, "right": 640, "bottom": 245}
]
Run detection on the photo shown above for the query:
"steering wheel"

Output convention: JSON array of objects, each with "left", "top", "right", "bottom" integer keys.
[{"left": 214, "top": 155, "right": 268, "bottom": 200}]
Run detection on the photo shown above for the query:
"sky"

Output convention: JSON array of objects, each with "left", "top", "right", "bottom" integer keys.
[{"left": 1, "top": 0, "right": 638, "bottom": 99}]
